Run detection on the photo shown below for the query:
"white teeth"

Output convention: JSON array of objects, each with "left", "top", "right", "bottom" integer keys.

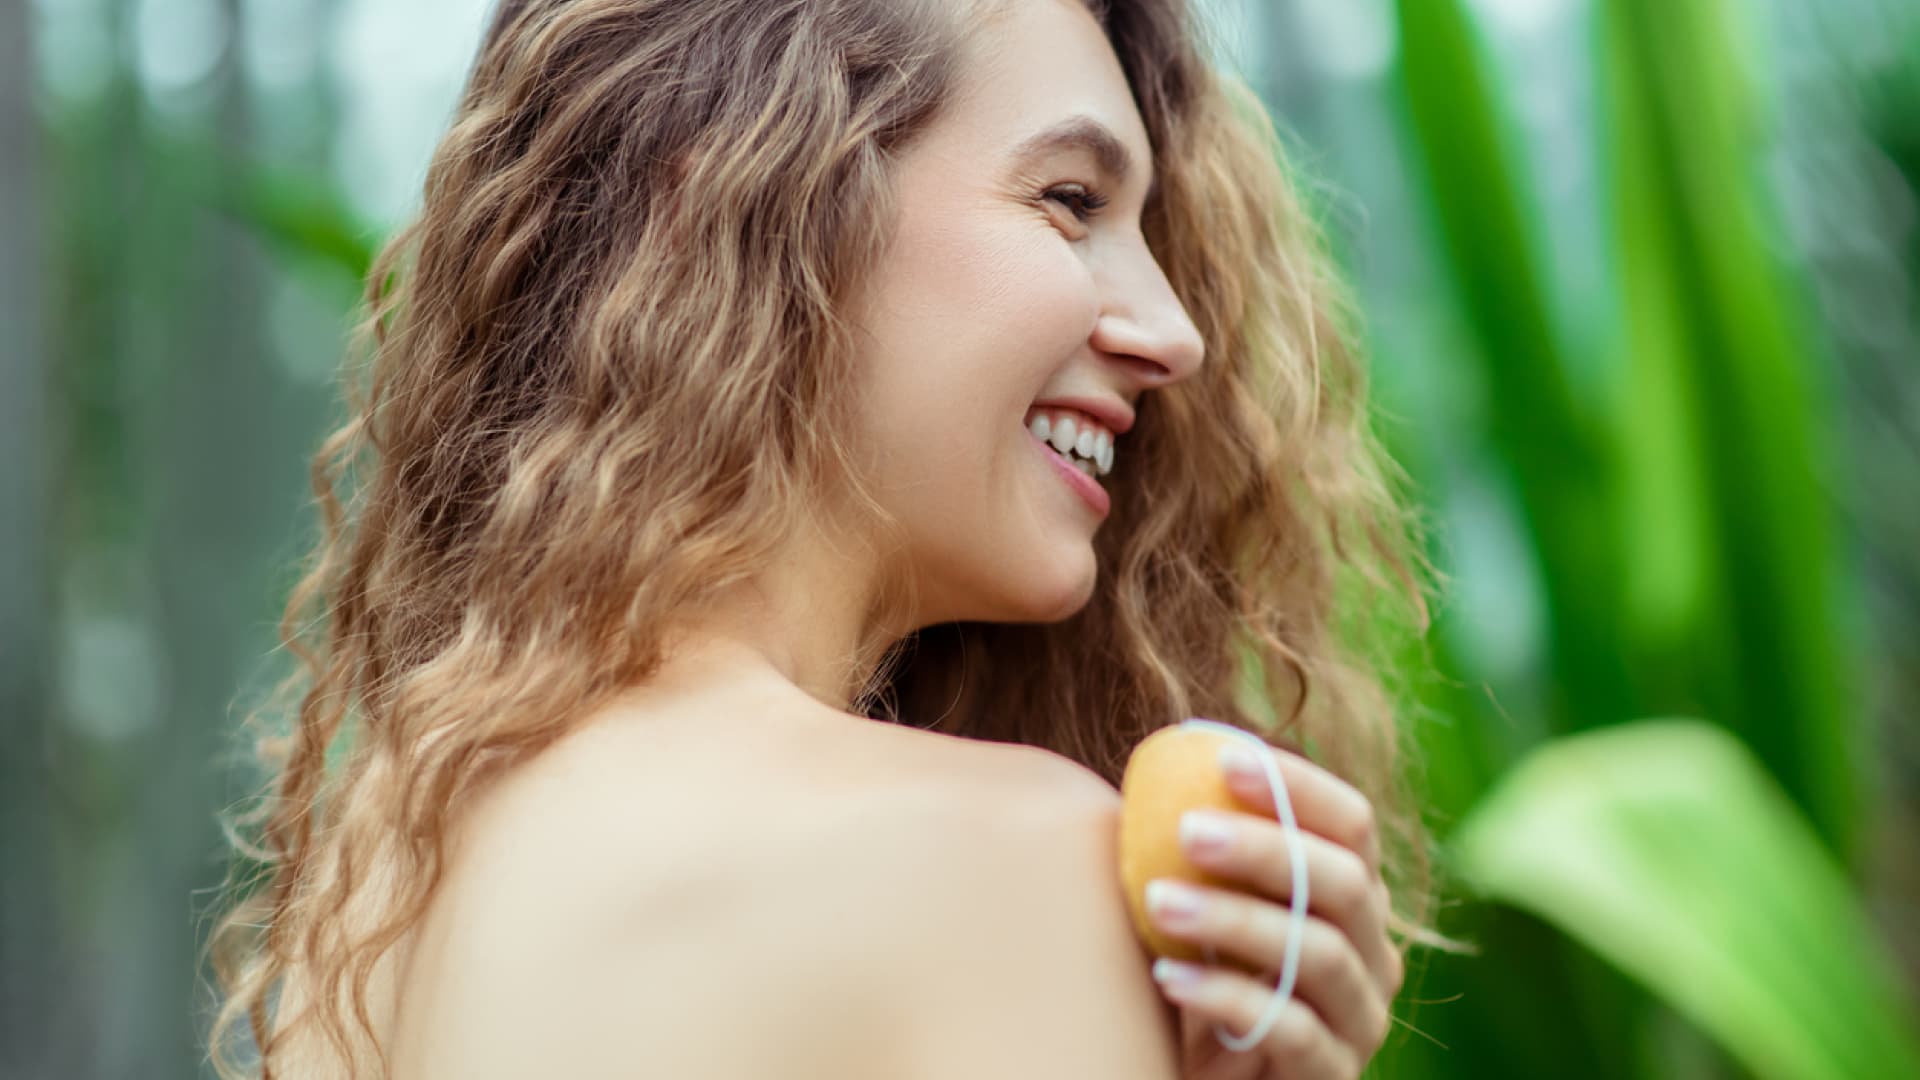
[
  {"left": 1028, "top": 407, "right": 1118, "bottom": 477},
  {"left": 1049, "top": 415, "right": 1078, "bottom": 455}
]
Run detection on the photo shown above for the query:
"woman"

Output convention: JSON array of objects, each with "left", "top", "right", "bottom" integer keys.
[{"left": 206, "top": 0, "right": 1463, "bottom": 1076}]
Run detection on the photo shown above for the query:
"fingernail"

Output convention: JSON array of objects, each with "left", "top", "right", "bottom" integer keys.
[
  {"left": 1179, "top": 810, "right": 1234, "bottom": 855},
  {"left": 1218, "top": 742, "right": 1263, "bottom": 781},
  {"left": 1147, "top": 878, "right": 1207, "bottom": 926},
  {"left": 1152, "top": 957, "right": 1205, "bottom": 989}
]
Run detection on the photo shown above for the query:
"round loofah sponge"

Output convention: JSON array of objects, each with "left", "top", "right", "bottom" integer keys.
[{"left": 1116, "top": 722, "right": 1267, "bottom": 977}]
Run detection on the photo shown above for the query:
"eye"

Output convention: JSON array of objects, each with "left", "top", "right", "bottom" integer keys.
[{"left": 1042, "top": 182, "right": 1110, "bottom": 224}]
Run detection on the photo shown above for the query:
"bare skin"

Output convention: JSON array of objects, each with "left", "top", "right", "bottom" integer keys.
[
  {"left": 366, "top": 661, "right": 1181, "bottom": 1078},
  {"left": 278, "top": 0, "right": 1205, "bottom": 1072}
]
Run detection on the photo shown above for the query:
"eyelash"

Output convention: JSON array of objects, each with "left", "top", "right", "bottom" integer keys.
[{"left": 1043, "top": 183, "right": 1110, "bottom": 223}]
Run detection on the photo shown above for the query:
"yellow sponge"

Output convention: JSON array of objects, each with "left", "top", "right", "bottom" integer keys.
[{"left": 1117, "top": 723, "right": 1267, "bottom": 976}]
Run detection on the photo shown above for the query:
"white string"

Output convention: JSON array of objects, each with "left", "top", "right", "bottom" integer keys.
[{"left": 1177, "top": 717, "right": 1310, "bottom": 1053}]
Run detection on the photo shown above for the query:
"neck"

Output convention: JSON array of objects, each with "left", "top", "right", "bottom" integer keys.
[{"left": 657, "top": 521, "right": 909, "bottom": 715}]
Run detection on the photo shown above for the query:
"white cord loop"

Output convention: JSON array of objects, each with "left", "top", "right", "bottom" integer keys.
[{"left": 1178, "top": 717, "right": 1310, "bottom": 1053}]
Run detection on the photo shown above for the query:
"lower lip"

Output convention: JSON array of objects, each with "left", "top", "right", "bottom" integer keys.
[{"left": 1028, "top": 431, "right": 1111, "bottom": 518}]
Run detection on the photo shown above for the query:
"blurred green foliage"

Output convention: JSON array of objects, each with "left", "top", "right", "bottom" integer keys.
[
  {"left": 1452, "top": 719, "right": 1920, "bottom": 1080},
  {"left": 10, "top": 0, "right": 1917, "bottom": 1077}
]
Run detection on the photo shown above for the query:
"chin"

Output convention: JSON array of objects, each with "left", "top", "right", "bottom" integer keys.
[
  {"left": 1010, "top": 543, "right": 1100, "bottom": 623},
  {"left": 933, "top": 535, "right": 1100, "bottom": 625}
]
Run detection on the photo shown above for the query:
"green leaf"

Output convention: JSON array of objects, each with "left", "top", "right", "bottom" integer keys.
[
  {"left": 1390, "top": 0, "right": 1635, "bottom": 734},
  {"left": 1450, "top": 719, "right": 1920, "bottom": 1080},
  {"left": 220, "top": 157, "right": 379, "bottom": 281},
  {"left": 1599, "top": 0, "right": 1861, "bottom": 861}
]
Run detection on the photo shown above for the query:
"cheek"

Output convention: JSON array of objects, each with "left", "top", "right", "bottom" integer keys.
[
  {"left": 992, "top": 246, "right": 1099, "bottom": 359},
  {"left": 890, "top": 192, "right": 1098, "bottom": 339},
  {"left": 964, "top": 216, "right": 1101, "bottom": 344},
  {"left": 864, "top": 221, "right": 1098, "bottom": 457},
  {"left": 849, "top": 221, "right": 1104, "bottom": 620}
]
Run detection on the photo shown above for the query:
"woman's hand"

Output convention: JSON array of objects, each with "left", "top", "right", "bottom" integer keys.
[{"left": 1146, "top": 741, "right": 1404, "bottom": 1080}]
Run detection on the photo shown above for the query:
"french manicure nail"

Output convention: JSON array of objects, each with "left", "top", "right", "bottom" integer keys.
[
  {"left": 1218, "top": 742, "right": 1263, "bottom": 780},
  {"left": 1146, "top": 878, "right": 1207, "bottom": 924},
  {"left": 1179, "top": 810, "right": 1233, "bottom": 854},
  {"left": 1153, "top": 957, "right": 1204, "bottom": 989}
]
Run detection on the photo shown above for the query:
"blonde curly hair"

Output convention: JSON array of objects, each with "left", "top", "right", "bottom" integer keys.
[{"left": 203, "top": 0, "right": 1465, "bottom": 1075}]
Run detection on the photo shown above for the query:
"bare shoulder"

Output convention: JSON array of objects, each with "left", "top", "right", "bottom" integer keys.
[
  {"left": 880, "top": 745, "right": 1181, "bottom": 1080},
  {"left": 384, "top": 700, "right": 1169, "bottom": 1078}
]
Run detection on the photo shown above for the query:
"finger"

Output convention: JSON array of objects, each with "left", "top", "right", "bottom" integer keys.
[
  {"left": 1149, "top": 885, "right": 1386, "bottom": 1056},
  {"left": 1179, "top": 810, "right": 1396, "bottom": 993},
  {"left": 1214, "top": 740, "right": 1381, "bottom": 876},
  {"left": 1179, "top": 1007, "right": 1267, "bottom": 1080},
  {"left": 1154, "top": 961, "right": 1359, "bottom": 1080}
]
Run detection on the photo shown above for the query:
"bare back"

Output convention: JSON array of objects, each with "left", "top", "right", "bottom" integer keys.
[{"left": 357, "top": 681, "right": 1180, "bottom": 1078}]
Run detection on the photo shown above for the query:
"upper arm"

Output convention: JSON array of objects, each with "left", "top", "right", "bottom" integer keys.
[{"left": 889, "top": 759, "right": 1183, "bottom": 1080}]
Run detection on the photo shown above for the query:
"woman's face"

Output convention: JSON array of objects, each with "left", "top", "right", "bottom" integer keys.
[{"left": 850, "top": 0, "right": 1206, "bottom": 629}]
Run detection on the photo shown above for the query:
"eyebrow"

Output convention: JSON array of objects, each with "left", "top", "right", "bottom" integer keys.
[{"left": 1009, "top": 115, "right": 1159, "bottom": 205}]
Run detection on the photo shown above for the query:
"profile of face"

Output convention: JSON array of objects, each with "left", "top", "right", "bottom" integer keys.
[{"left": 849, "top": 0, "right": 1206, "bottom": 631}]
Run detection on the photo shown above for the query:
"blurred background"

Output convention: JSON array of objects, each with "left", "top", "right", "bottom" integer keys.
[{"left": 2, "top": 0, "right": 1916, "bottom": 1076}]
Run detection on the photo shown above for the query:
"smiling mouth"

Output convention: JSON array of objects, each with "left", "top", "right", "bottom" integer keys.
[
  {"left": 1026, "top": 423, "right": 1112, "bottom": 518},
  {"left": 1036, "top": 434, "right": 1098, "bottom": 481},
  {"left": 1022, "top": 406, "right": 1114, "bottom": 477}
]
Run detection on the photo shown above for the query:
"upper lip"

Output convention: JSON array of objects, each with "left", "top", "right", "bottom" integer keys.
[{"left": 1029, "top": 395, "right": 1136, "bottom": 436}]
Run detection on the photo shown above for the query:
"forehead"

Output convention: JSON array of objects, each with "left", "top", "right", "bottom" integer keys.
[{"left": 941, "top": 0, "right": 1154, "bottom": 184}]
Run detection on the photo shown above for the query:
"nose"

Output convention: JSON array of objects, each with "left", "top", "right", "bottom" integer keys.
[{"left": 1088, "top": 245, "right": 1206, "bottom": 388}]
